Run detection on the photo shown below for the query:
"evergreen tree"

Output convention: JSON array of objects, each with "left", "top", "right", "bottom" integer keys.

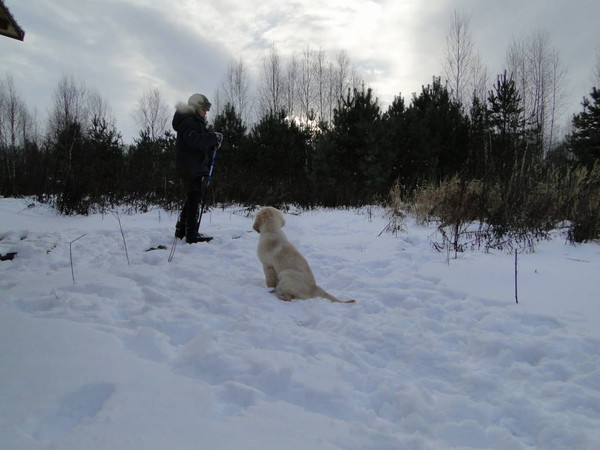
[
  {"left": 399, "top": 77, "right": 469, "bottom": 186},
  {"left": 382, "top": 94, "right": 408, "bottom": 186},
  {"left": 19, "top": 139, "right": 44, "bottom": 198},
  {"left": 466, "top": 94, "right": 491, "bottom": 179},
  {"left": 157, "top": 130, "right": 177, "bottom": 208},
  {"left": 569, "top": 87, "right": 600, "bottom": 168},
  {"left": 212, "top": 104, "right": 249, "bottom": 203},
  {"left": 314, "top": 86, "right": 388, "bottom": 205},
  {"left": 248, "top": 111, "right": 312, "bottom": 206},
  {"left": 125, "top": 128, "right": 175, "bottom": 210},
  {"left": 47, "top": 121, "right": 89, "bottom": 215},
  {"left": 487, "top": 71, "right": 526, "bottom": 179},
  {"left": 85, "top": 116, "right": 125, "bottom": 209}
]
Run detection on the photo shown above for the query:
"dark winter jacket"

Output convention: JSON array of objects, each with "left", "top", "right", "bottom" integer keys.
[{"left": 172, "top": 103, "right": 219, "bottom": 179}]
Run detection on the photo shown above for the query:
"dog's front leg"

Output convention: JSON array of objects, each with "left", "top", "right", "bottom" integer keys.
[{"left": 263, "top": 265, "right": 277, "bottom": 288}]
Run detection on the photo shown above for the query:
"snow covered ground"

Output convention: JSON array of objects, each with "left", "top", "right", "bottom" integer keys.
[{"left": 1, "top": 197, "right": 599, "bottom": 450}]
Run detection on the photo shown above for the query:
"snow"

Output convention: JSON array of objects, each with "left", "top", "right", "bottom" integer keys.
[{"left": 1, "top": 197, "right": 599, "bottom": 450}]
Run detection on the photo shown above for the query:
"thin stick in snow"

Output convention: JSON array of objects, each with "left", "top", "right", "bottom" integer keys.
[
  {"left": 112, "top": 211, "right": 130, "bottom": 266},
  {"left": 514, "top": 249, "right": 519, "bottom": 304},
  {"left": 70, "top": 234, "right": 86, "bottom": 284}
]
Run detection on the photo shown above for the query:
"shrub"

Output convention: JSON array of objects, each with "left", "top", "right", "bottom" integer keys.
[{"left": 395, "top": 162, "right": 600, "bottom": 254}]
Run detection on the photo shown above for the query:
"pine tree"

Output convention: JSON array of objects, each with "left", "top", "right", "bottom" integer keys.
[
  {"left": 382, "top": 95, "right": 408, "bottom": 187},
  {"left": 487, "top": 71, "right": 526, "bottom": 179},
  {"left": 126, "top": 128, "right": 174, "bottom": 210},
  {"left": 466, "top": 94, "right": 491, "bottom": 179},
  {"left": 85, "top": 116, "right": 124, "bottom": 209},
  {"left": 314, "top": 86, "right": 388, "bottom": 205},
  {"left": 48, "top": 121, "right": 88, "bottom": 215},
  {"left": 212, "top": 104, "right": 249, "bottom": 203},
  {"left": 399, "top": 77, "right": 469, "bottom": 186},
  {"left": 248, "top": 111, "right": 311, "bottom": 205},
  {"left": 570, "top": 87, "right": 600, "bottom": 168}
]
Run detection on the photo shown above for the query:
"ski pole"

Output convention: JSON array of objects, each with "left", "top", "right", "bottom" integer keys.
[
  {"left": 195, "top": 144, "right": 219, "bottom": 236},
  {"left": 168, "top": 230, "right": 178, "bottom": 262},
  {"left": 168, "top": 143, "right": 220, "bottom": 262}
]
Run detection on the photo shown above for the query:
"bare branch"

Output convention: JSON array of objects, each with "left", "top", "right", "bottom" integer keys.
[
  {"left": 132, "top": 87, "right": 169, "bottom": 140},
  {"left": 442, "top": 10, "right": 476, "bottom": 107}
]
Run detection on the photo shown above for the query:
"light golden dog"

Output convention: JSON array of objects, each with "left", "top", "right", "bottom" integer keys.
[{"left": 253, "top": 207, "right": 355, "bottom": 304}]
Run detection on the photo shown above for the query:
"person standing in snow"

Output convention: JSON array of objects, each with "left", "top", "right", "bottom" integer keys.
[{"left": 172, "top": 93, "right": 223, "bottom": 244}]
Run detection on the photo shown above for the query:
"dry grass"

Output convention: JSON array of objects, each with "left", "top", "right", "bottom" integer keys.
[{"left": 389, "top": 163, "right": 600, "bottom": 254}]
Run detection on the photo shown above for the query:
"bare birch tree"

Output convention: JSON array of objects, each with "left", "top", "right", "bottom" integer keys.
[
  {"left": 48, "top": 74, "right": 89, "bottom": 138},
  {"left": 44, "top": 75, "right": 92, "bottom": 190},
  {"left": 283, "top": 53, "right": 299, "bottom": 118},
  {"left": 88, "top": 89, "right": 111, "bottom": 125},
  {"left": 547, "top": 46, "right": 568, "bottom": 150},
  {"left": 314, "top": 48, "right": 329, "bottom": 122},
  {"left": 219, "top": 47, "right": 358, "bottom": 124},
  {"left": 258, "top": 44, "right": 284, "bottom": 116},
  {"left": 333, "top": 50, "right": 357, "bottom": 103},
  {"left": 0, "top": 74, "right": 34, "bottom": 186},
  {"left": 471, "top": 54, "right": 489, "bottom": 106},
  {"left": 219, "top": 57, "right": 252, "bottom": 124},
  {"left": 132, "top": 87, "right": 169, "bottom": 139},
  {"left": 442, "top": 10, "right": 477, "bottom": 108},
  {"left": 0, "top": 74, "right": 28, "bottom": 148},
  {"left": 506, "top": 29, "right": 567, "bottom": 152},
  {"left": 0, "top": 75, "right": 40, "bottom": 148},
  {"left": 298, "top": 46, "right": 316, "bottom": 120}
]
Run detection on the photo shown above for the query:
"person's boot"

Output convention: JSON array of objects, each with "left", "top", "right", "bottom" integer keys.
[
  {"left": 185, "top": 228, "right": 198, "bottom": 244},
  {"left": 175, "top": 221, "right": 186, "bottom": 239},
  {"left": 185, "top": 230, "right": 213, "bottom": 244}
]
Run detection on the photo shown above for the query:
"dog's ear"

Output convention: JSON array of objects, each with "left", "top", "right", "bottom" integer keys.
[
  {"left": 279, "top": 213, "right": 286, "bottom": 228},
  {"left": 252, "top": 213, "right": 262, "bottom": 233}
]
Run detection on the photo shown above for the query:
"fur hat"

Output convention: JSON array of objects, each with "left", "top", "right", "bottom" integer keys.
[{"left": 187, "top": 93, "right": 211, "bottom": 111}]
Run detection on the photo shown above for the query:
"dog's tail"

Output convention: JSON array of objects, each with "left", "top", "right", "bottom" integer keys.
[{"left": 315, "top": 286, "right": 356, "bottom": 304}]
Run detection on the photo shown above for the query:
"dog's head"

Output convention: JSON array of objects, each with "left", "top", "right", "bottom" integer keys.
[{"left": 253, "top": 207, "right": 286, "bottom": 233}]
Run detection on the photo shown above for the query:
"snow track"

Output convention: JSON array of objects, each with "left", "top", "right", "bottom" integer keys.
[{"left": 1, "top": 199, "right": 599, "bottom": 449}]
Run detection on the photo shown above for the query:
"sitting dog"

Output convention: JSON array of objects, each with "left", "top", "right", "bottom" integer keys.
[{"left": 253, "top": 207, "right": 355, "bottom": 304}]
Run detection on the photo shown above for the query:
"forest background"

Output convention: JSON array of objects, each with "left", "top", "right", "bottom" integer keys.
[{"left": 1, "top": 13, "right": 599, "bottom": 245}]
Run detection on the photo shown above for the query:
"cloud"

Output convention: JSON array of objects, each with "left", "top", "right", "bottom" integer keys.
[
  {"left": 2, "top": 0, "right": 599, "bottom": 143},
  {"left": 3, "top": 0, "right": 232, "bottom": 140}
]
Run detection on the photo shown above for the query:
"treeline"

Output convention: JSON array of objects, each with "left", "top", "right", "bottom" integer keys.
[
  {"left": 1, "top": 36, "right": 600, "bottom": 242},
  {"left": 215, "top": 75, "right": 600, "bottom": 245},
  {"left": 2, "top": 73, "right": 599, "bottom": 216}
]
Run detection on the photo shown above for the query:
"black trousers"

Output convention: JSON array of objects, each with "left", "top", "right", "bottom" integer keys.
[{"left": 177, "top": 176, "right": 207, "bottom": 236}]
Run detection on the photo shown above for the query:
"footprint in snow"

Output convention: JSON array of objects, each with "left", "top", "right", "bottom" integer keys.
[
  {"left": 23, "top": 382, "right": 115, "bottom": 441},
  {"left": 213, "top": 381, "right": 265, "bottom": 420}
]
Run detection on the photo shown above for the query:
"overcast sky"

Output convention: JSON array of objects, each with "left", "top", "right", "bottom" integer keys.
[{"left": 2, "top": 0, "right": 599, "bottom": 144}]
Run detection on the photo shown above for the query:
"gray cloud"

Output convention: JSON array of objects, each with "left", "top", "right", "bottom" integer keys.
[
  {"left": 2, "top": 0, "right": 231, "bottom": 141},
  {"left": 1, "top": 0, "right": 599, "bottom": 143}
]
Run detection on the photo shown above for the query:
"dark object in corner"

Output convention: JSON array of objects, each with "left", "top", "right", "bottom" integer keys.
[
  {"left": 0, "top": 1, "right": 25, "bottom": 41},
  {"left": 0, "top": 252, "right": 17, "bottom": 261}
]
